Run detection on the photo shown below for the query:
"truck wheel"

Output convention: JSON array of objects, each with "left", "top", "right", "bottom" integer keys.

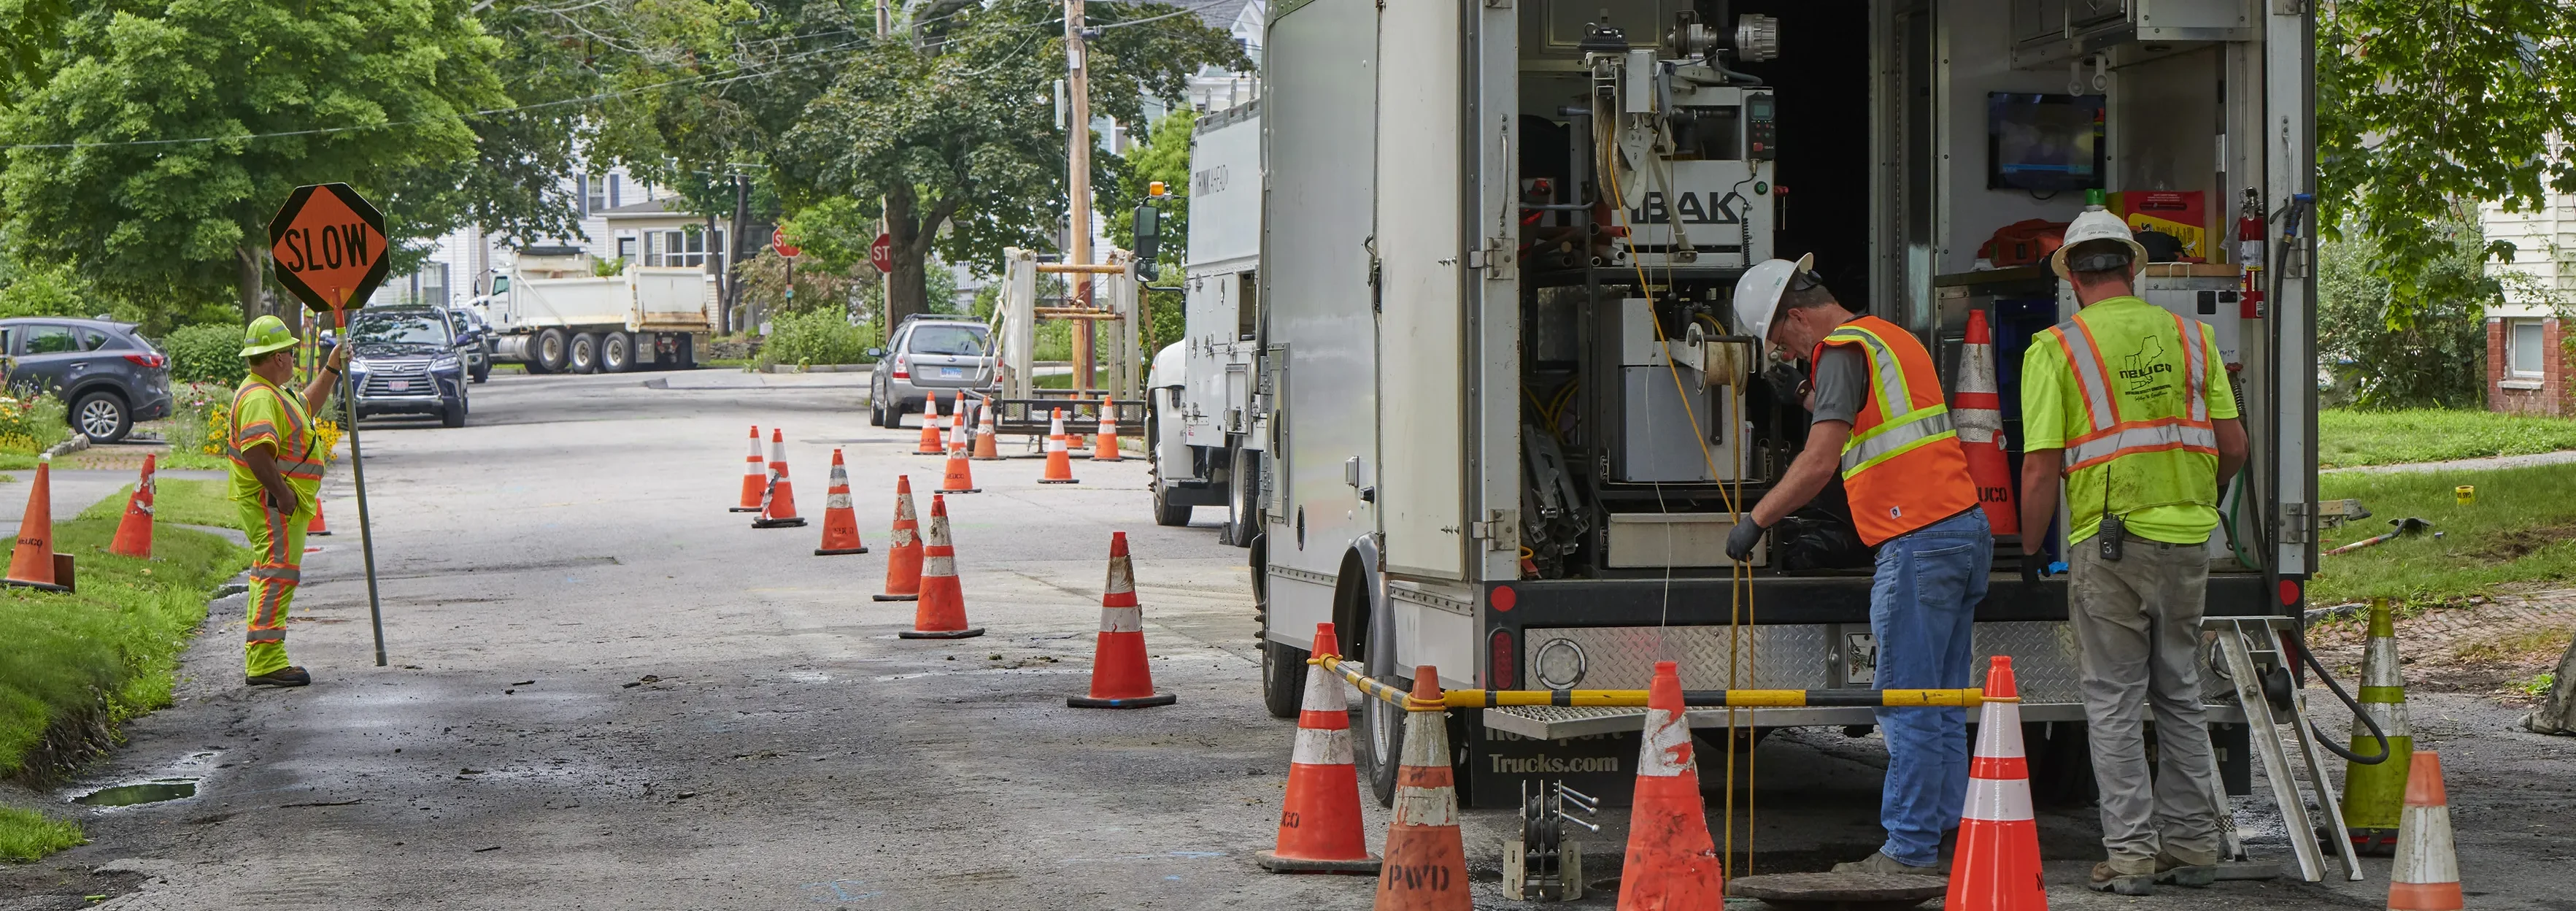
[
  {"left": 531, "top": 328, "right": 569, "bottom": 374},
  {"left": 1352, "top": 601, "right": 1406, "bottom": 807},
  {"left": 600, "top": 332, "right": 633, "bottom": 373},
  {"left": 1152, "top": 483, "right": 1192, "bottom": 527},
  {"left": 1148, "top": 412, "right": 1191, "bottom": 526},
  {"left": 568, "top": 333, "right": 601, "bottom": 374},
  {"left": 1225, "top": 446, "right": 1259, "bottom": 547},
  {"left": 1261, "top": 639, "right": 1309, "bottom": 720}
]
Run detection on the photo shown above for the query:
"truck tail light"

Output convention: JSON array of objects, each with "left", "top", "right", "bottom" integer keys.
[
  {"left": 1488, "top": 629, "right": 1516, "bottom": 691},
  {"left": 124, "top": 353, "right": 166, "bottom": 369}
]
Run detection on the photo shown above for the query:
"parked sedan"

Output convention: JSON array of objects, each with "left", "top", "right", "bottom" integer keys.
[
  {"left": 342, "top": 307, "right": 471, "bottom": 428},
  {"left": 868, "top": 316, "right": 998, "bottom": 426},
  {"left": 0, "top": 318, "right": 171, "bottom": 443}
]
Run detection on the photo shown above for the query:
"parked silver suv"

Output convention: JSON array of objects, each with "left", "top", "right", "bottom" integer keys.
[{"left": 868, "top": 316, "right": 998, "bottom": 427}]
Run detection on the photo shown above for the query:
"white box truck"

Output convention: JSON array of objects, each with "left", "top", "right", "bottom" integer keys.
[
  {"left": 467, "top": 247, "right": 712, "bottom": 373},
  {"left": 1251, "top": 0, "right": 2320, "bottom": 810},
  {"left": 1147, "top": 101, "right": 1268, "bottom": 547}
]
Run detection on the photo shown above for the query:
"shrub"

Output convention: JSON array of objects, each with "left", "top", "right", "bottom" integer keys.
[
  {"left": 760, "top": 309, "right": 874, "bottom": 368},
  {"left": 163, "top": 323, "right": 246, "bottom": 386}
]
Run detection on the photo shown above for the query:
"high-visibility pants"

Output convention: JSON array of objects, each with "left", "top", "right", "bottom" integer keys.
[{"left": 241, "top": 501, "right": 309, "bottom": 677}]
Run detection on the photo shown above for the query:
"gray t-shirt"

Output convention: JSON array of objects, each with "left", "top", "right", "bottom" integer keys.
[{"left": 1808, "top": 345, "right": 1868, "bottom": 426}]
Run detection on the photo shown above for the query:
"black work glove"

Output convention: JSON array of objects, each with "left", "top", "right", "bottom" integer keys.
[{"left": 1725, "top": 516, "right": 1765, "bottom": 562}]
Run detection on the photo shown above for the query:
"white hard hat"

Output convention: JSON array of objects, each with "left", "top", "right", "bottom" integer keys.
[
  {"left": 2050, "top": 207, "right": 2148, "bottom": 282},
  {"left": 1731, "top": 253, "right": 1815, "bottom": 360}
]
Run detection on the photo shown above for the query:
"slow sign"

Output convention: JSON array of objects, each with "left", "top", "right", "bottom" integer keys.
[{"left": 268, "top": 183, "right": 390, "bottom": 313}]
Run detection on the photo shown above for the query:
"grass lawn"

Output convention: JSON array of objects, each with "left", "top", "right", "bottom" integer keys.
[
  {"left": 75, "top": 477, "right": 246, "bottom": 528},
  {"left": 2321, "top": 408, "right": 2576, "bottom": 469},
  {"left": 2314, "top": 461, "right": 2576, "bottom": 605},
  {"left": 0, "top": 506, "right": 250, "bottom": 861}
]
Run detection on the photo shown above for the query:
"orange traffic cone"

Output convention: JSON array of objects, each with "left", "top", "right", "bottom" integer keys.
[
  {"left": 1038, "top": 408, "right": 1079, "bottom": 484},
  {"left": 1376, "top": 666, "right": 1468, "bottom": 910},
  {"left": 938, "top": 407, "right": 981, "bottom": 494},
  {"left": 946, "top": 392, "right": 971, "bottom": 457},
  {"left": 1946, "top": 656, "right": 2045, "bottom": 911},
  {"left": 814, "top": 448, "right": 868, "bottom": 556},
  {"left": 753, "top": 428, "right": 806, "bottom": 528},
  {"left": 1953, "top": 310, "right": 2018, "bottom": 535},
  {"left": 871, "top": 475, "right": 924, "bottom": 602},
  {"left": 914, "top": 395, "right": 945, "bottom": 455},
  {"left": 1069, "top": 532, "right": 1175, "bottom": 708},
  {"left": 898, "top": 493, "right": 983, "bottom": 639},
  {"left": 733, "top": 424, "right": 767, "bottom": 511},
  {"left": 971, "top": 400, "right": 1003, "bottom": 461},
  {"left": 2387, "top": 752, "right": 2462, "bottom": 911},
  {"left": 109, "top": 454, "right": 157, "bottom": 558},
  {"left": 4, "top": 461, "right": 65, "bottom": 591},
  {"left": 1092, "top": 396, "right": 1124, "bottom": 461},
  {"left": 306, "top": 496, "right": 331, "bottom": 536},
  {"left": 1257, "top": 621, "right": 1379, "bottom": 874},
  {"left": 1615, "top": 660, "right": 1723, "bottom": 909}
]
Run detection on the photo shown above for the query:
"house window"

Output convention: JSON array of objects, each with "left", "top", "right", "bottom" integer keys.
[
  {"left": 617, "top": 237, "right": 638, "bottom": 264},
  {"left": 2510, "top": 319, "right": 2547, "bottom": 377},
  {"left": 585, "top": 174, "right": 607, "bottom": 215},
  {"left": 642, "top": 228, "right": 722, "bottom": 269},
  {"left": 608, "top": 174, "right": 622, "bottom": 210},
  {"left": 418, "top": 262, "right": 449, "bottom": 307}
]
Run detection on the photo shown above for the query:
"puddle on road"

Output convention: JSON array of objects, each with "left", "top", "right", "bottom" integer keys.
[{"left": 72, "top": 779, "right": 198, "bottom": 807}]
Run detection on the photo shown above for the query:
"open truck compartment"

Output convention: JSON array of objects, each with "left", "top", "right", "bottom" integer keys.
[{"left": 1254, "top": 0, "right": 2315, "bottom": 805}]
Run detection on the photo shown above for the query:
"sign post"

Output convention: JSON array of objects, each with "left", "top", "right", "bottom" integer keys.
[
  {"left": 267, "top": 183, "right": 392, "bottom": 667},
  {"left": 772, "top": 228, "right": 800, "bottom": 306}
]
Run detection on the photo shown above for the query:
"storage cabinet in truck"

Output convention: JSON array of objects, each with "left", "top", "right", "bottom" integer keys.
[
  {"left": 1249, "top": 0, "right": 2318, "bottom": 811},
  {"left": 466, "top": 247, "right": 712, "bottom": 374}
]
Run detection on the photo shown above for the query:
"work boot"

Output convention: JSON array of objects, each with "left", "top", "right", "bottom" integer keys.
[
  {"left": 1830, "top": 851, "right": 1940, "bottom": 877},
  {"left": 246, "top": 666, "right": 312, "bottom": 688},
  {"left": 2153, "top": 851, "right": 2218, "bottom": 887},
  {"left": 2089, "top": 860, "right": 2154, "bottom": 896}
]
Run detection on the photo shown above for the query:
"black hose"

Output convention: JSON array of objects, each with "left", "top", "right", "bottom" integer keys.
[{"left": 2283, "top": 624, "right": 2391, "bottom": 765}]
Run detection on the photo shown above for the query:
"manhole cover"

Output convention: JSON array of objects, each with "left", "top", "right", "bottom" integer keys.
[{"left": 1725, "top": 872, "right": 1945, "bottom": 910}]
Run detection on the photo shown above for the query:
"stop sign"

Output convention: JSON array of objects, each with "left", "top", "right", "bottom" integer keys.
[
  {"left": 771, "top": 227, "right": 800, "bottom": 259},
  {"left": 868, "top": 233, "right": 893, "bottom": 274},
  {"left": 267, "top": 183, "right": 390, "bottom": 314}
]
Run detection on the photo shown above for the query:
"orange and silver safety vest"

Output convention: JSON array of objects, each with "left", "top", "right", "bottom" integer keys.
[
  {"left": 228, "top": 377, "right": 325, "bottom": 483},
  {"left": 2043, "top": 299, "right": 2218, "bottom": 505},
  {"left": 1810, "top": 315, "right": 1980, "bottom": 545}
]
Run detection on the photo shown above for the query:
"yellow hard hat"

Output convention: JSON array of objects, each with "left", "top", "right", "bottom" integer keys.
[{"left": 238, "top": 315, "right": 298, "bottom": 358}]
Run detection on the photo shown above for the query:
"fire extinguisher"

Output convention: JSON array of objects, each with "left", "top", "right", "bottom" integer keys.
[{"left": 2237, "top": 188, "right": 2267, "bottom": 319}]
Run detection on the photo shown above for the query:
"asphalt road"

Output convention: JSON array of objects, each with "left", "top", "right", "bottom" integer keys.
[{"left": 7, "top": 371, "right": 2574, "bottom": 910}]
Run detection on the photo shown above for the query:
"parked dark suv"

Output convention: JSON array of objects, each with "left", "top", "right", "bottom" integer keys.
[
  {"left": 0, "top": 318, "right": 171, "bottom": 443},
  {"left": 342, "top": 307, "right": 473, "bottom": 428}
]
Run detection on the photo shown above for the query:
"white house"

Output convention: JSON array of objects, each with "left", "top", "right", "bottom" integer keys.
[{"left": 2481, "top": 195, "right": 2576, "bottom": 415}]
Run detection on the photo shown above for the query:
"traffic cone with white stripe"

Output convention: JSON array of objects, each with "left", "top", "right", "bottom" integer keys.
[
  {"left": 1258, "top": 622, "right": 1379, "bottom": 874},
  {"left": 914, "top": 396, "right": 945, "bottom": 455},
  {"left": 871, "top": 475, "right": 923, "bottom": 602},
  {"left": 2342, "top": 597, "right": 2414, "bottom": 856},
  {"left": 897, "top": 493, "right": 983, "bottom": 639},
  {"left": 1068, "top": 532, "right": 1175, "bottom": 708},
  {"left": 2386, "top": 752, "right": 2461, "bottom": 911},
  {"left": 1615, "top": 660, "right": 1722, "bottom": 909},
  {"left": 4, "top": 460, "right": 64, "bottom": 591},
  {"left": 1038, "top": 409, "right": 1079, "bottom": 484},
  {"left": 1946, "top": 656, "right": 2045, "bottom": 911},
  {"left": 306, "top": 496, "right": 331, "bottom": 536},
  {"left": 1374, "top": 666, "right": 1469, "bottom": 911},
  {"left": 733, "top": 425, "right": 766, "bottom": 511},
  {"left": 813, "top": 448, "right": 868, "bottom": 556},
  {"left": 1092, "top": 396, "right": 1124, "bottom": 461},
  {"left": 1953, "top": 309, "right": 2018, "bottom": 536},
  {"left": 753, "top": 428, "right": 806, "bottom": 528},
  {"left": 109, "top": 454, "right": 155, "bottom": 558},
  {"left": 972, "top": 401, "right": 1003, "bottom": 460},
  {"left": 938, "top": 401, "right": 980, "bottom": 494}
]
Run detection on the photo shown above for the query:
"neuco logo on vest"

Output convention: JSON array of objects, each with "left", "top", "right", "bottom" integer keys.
[{"left": 2120, "top": 334, "right": 2178, "bottom": 396}]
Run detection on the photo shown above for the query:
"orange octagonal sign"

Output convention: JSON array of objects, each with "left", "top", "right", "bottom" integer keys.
[{"left": 268, "top": 183, "right": 390, "bottom": 313}]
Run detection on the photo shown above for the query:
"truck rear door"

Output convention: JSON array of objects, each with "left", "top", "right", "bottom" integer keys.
[{"left": 1371, "top": 0, "right": 1477, "bottom": 581}]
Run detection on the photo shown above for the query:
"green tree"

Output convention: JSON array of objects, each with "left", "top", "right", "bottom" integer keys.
[
  {"left": 767, "top": 0, "right": 1243, "bottom": 326},
  {"left": 2318, "top": 218, "right": 2494, "bottom": 409},
  {"left": 2320, "top": 0, "right": 2576, "bottom": 323},
  {"left": 0, "top": 0, "right": 514, "bottom": 325}
]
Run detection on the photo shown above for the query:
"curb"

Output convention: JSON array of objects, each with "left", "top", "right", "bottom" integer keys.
[{"left": 45, "top": 435, "right": 90, "bottom": 460}]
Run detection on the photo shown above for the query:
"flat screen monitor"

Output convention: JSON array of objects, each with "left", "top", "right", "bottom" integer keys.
[{"left": 1987, "top": 93, "right": 2106, "bottom": 192}]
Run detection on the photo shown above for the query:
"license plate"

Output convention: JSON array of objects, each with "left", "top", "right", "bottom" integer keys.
[
  {"left": 1844, "top": 632, "right": 1878, "bottom": 685},
  {"left": 389, "top": 380, "right": 411, "bottom": 391},
  {"left": 938, "top": 367, "right": 963, "bottom": 379}
]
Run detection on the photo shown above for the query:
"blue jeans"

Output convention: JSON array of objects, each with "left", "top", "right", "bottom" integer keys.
[{"left": 1869, "top": 508, "right": 1991, "bottom": 867}]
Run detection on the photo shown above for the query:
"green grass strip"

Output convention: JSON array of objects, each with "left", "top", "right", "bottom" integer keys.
[
  {"left": 2321, "top": 408, "right": 2576, "bottom": 469},
  {"left": 75, "top": 477, "right": 250, "bottom": 529},
  {"left": 0, "top": 806, "right": 84, "bottom": 861},
  {"left": 2315, "top": 461, "right": 2576, "bottom": 606}
]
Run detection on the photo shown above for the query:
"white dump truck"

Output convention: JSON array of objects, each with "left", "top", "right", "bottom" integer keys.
[
  {"left": 466, "top": 247, "right": 712, "bottom": 373},
  {"left": 1147, "top": 101, "right": 1268, "bottom": 547},
  {"left": 1249, "top": 0, "right": 2337, "bottom": 848}
]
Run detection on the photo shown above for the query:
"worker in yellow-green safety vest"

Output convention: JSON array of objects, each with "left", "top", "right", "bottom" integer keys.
[
  {"left": 230, "top": 315, "right": 350, "bottom": 688},
  {"left": 2016, "top": 207, "right": 2248, "bottom": 896}
]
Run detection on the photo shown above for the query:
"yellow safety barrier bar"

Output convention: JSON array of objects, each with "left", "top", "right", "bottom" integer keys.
[{"left": 1310, "top": 653, "right": 2008, "bottom": 711}]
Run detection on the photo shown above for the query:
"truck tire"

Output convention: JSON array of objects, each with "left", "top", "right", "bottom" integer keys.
[
  {"left": 1225, "top": 445, "right": 1259, "bottom": 547},
  {"left": 1352, "top": 592, "right": 1405, "bottom": 807},
  {"left": 600, "top": 332, "right": 633, "bottom": 373},
  {"left": 531, "top": 328, "right": 569, "bottom": 374},
  {"left": 1261, "top": 638, "right": 1309, "bottom": 720},
  {"left": 1148, "top": 409, "right": 1191, "bottom": 526},
  {"left": 568, "top": 333, "right": 601, "bottom": 374}
]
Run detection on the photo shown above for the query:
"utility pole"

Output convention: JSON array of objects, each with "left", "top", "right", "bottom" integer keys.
[
  {"left": 730, "top": 172, "right": 752, "bottom": 334},
  {"left": 877, "top": 0, "right": 895, "bottom": 334},
  {"left": 1064, "top": 0, "right": 1095, "bottom": 393}
]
